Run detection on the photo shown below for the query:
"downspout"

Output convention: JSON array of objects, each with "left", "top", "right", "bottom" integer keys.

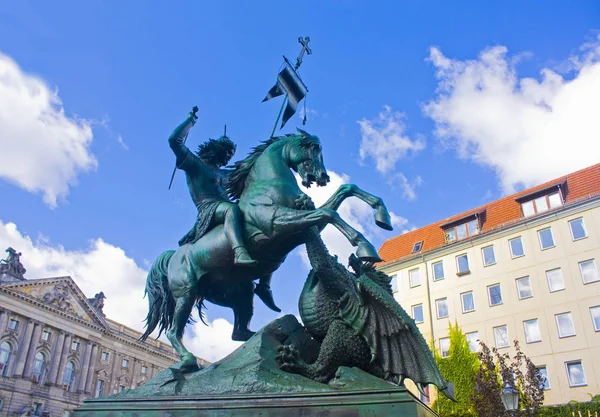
[{"left": 422, "top": 254, "right": 435, "bottom": 348}]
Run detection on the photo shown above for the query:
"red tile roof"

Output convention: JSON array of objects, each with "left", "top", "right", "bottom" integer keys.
[{"left": 378, "top": 163, "right": 600, "bottom": 266}]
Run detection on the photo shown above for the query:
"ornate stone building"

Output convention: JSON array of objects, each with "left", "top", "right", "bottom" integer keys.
[{"left": 0, "top": 250, "right": 193, "bottom": 416}]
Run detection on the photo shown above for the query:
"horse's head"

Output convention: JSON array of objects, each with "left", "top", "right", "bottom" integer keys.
[{"left": 288, "top": 128, "right": 330, "bottom": 188}]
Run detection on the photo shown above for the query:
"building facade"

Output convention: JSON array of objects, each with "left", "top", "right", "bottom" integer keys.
[
  {"left": 377, "top": 164, "right": 600, "bottom": 405},
  {"left": 0, "top": 255, "right": 187, "bottom": 417}
]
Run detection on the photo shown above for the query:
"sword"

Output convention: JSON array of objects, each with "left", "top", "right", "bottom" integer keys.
[{"left": 168, "top": 106, "right": 199, "bottom": 190}]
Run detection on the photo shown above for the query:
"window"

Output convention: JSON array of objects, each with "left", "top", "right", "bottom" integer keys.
[
  {"left": 439, "top": 337, "right": 450, "bottom": 358},
  {"left": 488, "top": 284, "right": 503, "bottom": 306},
  {"left": 466, "top": 331, "right": 480, "bottom": 352},
  {"left": 538, "top": 228, "right": 555, "bottom": 250},
  {"left": 566, "top": 361, "right": 586, "bottom": 387},
  {"left": 390, "top": 276, "right": 398, "bottom": 293},
  {"left": 569, "top": 218, "right": 587, "bottom": 241},
  {"left": 456, "top": 254, "right": 470, "bottom": 275},
  {"left": 579, "top": 259, "right": 600, "bottom": 284},
  {"left": 432, "top": 261, "right": 444, "bottom": 281},
  {"left": 62, "top": 361, "right": 75, "bottom": 391},
  {"left": 119, "top": 385, "right": 126, "bottom": 393},
  {"left": 445, "top": 219, "right": 479, "bottom": 243},
  {"left": 95, "top": 379, "right": 104, "bottom": 398},
  {"left": 412, "top": 241, "right": 423, "bottom": 253},
  {"left": 32, "top": 352, "right": 45, "bottom": 383},
  {"left": 0, "top": 342, "right": 12, "bottom": 376},
  {"left": 412, "top": 304, "right": 424, "bottom": 323},
  {"left": 41, "top": 331, "right": 51, "bottom": 342},
  {"left": 493, "top": 325, "right": 510, "bottom": 348},
  {"left": 556, "top": 312, "right": 576, "bottom": 338},
  {"left": 538, "top": 366, "right": 550, "bottom": 390},
  {"left": 523, "top": 319, "right": 541, "bottom": 343},
  {"left": 122, "top": 359, "right": 129, "bottom": 368},
  {"left": 590, "top": 306, "right": 600, "bottom": 332},
  {"left": 482, "top": 245, "right": 496, "bottom": 266},
  {"left": 409, "top": 268, "right": 421, "bottom": 288},
  {"left": 521, "top": 192, "right": 562, "bottom": 217},
  {"left": 436, "top": 298, "right": 449, "bottom": 319},
  {"left": 419, "top": 385, "right": 430, "bottom": 404},
  {"left": 509, "top": 237, "right": 525, "bottom": 258},
  {"left": 101, "top": 351, "right": 110, "bottom": 362},
  {"left": 141, "top": 365, "right": 148, "bottom": 374},
  {"left": 8, "top": 319, "right": 19, "bottom": 331},
  {"left": 516, "top": 276, "right": 533, "bottom": 299},
  {"left": 71, "top": 341, "right": 80, "bottom": 351},
  {"left": 461, "top": 291, "right": 475, "bottom": 313},
  {"left": 546, "top": 268, "right": 565, "bottom": 292}
]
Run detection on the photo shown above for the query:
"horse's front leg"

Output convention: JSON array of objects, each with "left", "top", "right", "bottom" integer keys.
[
  {"left": 272, "top": 207, "right": 381, "bottom": 262},
  {"left": 318, "top": 184, "right": 393, "bottom": 231}
]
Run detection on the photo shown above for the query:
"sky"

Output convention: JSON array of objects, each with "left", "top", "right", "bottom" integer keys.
[{"left": 1, "top": 1, "right": 599, "bottom": 362}]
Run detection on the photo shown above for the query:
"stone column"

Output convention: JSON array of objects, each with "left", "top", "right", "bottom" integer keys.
[
  {"left": 48, "top": 332, "right": 65, "bottom": 384},
  {"left": 23, "top": 322, "right": 42, "bottom": 377},
  {"left": 56, "top": 334, "right": 72, "bottom": 385},
  {"left": 84, "top": 344, "right": 99, "bottom": 393},
  {"left": 109, "top": 351, "right": 121, "bottom": 393},
  {"left": 77, "top": 342, "right": 93, "bottom": 391},
  {"left": 130, "top": 359, "right": 139, "bottom": 389},
  {"left": 13, "top": 320, "right": 35, "bottom": 376},
  {"left": 0, "top": 310, "right": 8, "bottom": 338}
]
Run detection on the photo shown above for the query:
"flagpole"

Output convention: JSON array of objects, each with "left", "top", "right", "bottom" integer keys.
[{"left": 269, "top": 95, "right": 288, "bottom": 138}]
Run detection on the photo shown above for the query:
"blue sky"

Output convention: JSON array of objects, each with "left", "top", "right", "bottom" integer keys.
[{"left": 1, "top": 1, "right": 599, "bottom": 361}]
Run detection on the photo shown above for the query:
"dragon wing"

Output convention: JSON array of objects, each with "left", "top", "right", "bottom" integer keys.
[{"left": 338, "top": 274, "right": 453, "bottom": 399}]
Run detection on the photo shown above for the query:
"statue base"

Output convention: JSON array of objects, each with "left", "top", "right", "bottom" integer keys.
[{"left": 73, "top": 388, "right": 437, "bottom": 416}]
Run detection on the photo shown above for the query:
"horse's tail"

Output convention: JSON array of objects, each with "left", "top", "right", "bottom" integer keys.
[{"left": 140, "top": 250, "right": 176, "bottom": 341}]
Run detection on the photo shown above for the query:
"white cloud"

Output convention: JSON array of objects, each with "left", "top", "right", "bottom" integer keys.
[
  {"left": 117, "top": 135, "right": 128, "bottom": 150},
  {"left": 423, "top": 35, "right": 600, "bottom": 194},
  {"left": 183, "top": 318, "right": 242, "bottom": 363},
  {"left": 388, "top": 173, "right": 423, "bottom": 201},
  {"left": 358, "top": 106, "right": 425, "bottom": 175},
  {"left": 0, "top": 220, "right": 239, "bottom": 363},
  {"left": 0, "top": 52, "right": 97, "bottom": 207},
  {"left": 298, "top": 171, "right": 410, "bottom": 268}
]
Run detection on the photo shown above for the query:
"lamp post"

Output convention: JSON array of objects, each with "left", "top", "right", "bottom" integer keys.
[{"left": 500, "top": 382, "right": 519, "bottom": 416}]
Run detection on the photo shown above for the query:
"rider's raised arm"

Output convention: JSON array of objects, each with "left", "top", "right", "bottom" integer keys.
[{"left": 168, "top": 108, "right": 200, "bottom": 172}]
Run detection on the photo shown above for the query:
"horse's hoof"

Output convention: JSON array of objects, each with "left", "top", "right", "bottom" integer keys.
[
  {"left": 356, "top": 242, "right": 383, "bottom": 263},
  {"left": 375, "top": 207, "right": 393, "bottom": 231},
  {"left": 170, "top": 354, "right": 201, "bottom": 374},
  {"left": 232, "top": 328, "right": 256, "bottom": 342}
]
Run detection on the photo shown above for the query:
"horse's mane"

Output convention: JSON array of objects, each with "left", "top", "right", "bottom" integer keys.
[{"left": 226, "top": 130, "right": 317, "bottom": 200}]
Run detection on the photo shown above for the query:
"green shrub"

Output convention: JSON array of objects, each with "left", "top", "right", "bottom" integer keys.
[{"left": 539, "top": 401, "right": 600, "bottom": 417}]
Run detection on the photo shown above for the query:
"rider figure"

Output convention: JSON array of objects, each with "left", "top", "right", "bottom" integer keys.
[{"left": 168, "top": 107, "right": 280, "bottom": 311}]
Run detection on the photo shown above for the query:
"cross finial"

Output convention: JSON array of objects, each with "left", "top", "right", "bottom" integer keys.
[{"left": 295, "top": 37, "right": 312, "bottom": 70}]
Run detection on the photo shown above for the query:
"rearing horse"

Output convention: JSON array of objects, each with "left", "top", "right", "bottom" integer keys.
[{"left": 141, "top": 129, "right": 393, "bottom": 372}]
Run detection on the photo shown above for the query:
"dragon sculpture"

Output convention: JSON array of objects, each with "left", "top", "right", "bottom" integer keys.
[{"left": 277, "top": 227, "right": 454, "bottom": 399}]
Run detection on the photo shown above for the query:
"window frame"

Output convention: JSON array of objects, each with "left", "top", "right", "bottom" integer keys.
[
  {"left": 390, "top": 275, "right": 399, "bottom": 293},
  {"left": 444, "top": 218, "right": 479, "bottom": 243},
  {"left": 7, "top": 319, "right": 19, "bottom": 331},
  {"left": 493, "top": 325, "right": 510, "bottom": 349},
  {"left": 579, "top": 259, "right": 600, "bottom": 284},
  {"left": 460, "top": 291, "right": 475, "bottom": 313},
  {"left": 516, "top": 276, "right": 533, "bottom": 300},
  {"left": 538, "top": 227, "right": 555, "bottom": 250},
  {"left": 141, "top": 365, "right": 148, "bottom": 374},
  {"left": 411, "top": 241, "right": 423, "bottom": 254},
  {"left": 569, "top": 218, "right": 588, "bottom": 241},
  {"left": 555, "top": 312, "right": 576, "bottom": 338},
  {"left": 590, "top": 306, "right": 600, "bottom": 332},
  {"left": 521, "top": 191, "right": 563, "bottom": 217},
  {"left": 439, "top": 337, "right": 450, "bottom": 358},
  {"left": 435, "top": 297, "right": 449, "bottom": 319},
  {"left": 509, "top": 237, "right": 525, "bottom": 259},
  {"left": 481, "top": 245, "right": 496, "bottom": 267},
  {"left": 456, "top": 253, "right": 470, "bottom": 276},
  {"left": 408, "top": 268, "right": 421, "bottom": 288},
  {"left": 411, "top": 304, "right": 424, "bottom": 324},
  {"left": 487, "top": 283, "right": 503, "bottom": 307},
  {"left": 566, "top": 361, "right": 587, "bottom": 387},
  {"left": 122, "top": 358, "right": 130, "bottom": 368},
  {"left": 523, "top": 318, "right": 542, "bottom": 343},
  {"left": 41, "top": 330, "right": 52, "bottom": 342},
  {"left": 466, "top": 331, "right": 480, "bottom": 352},
  {"left": 101, "top": 351, "right": 110, "bottom": 362},
  {"left": 545, "top": 268, "right": 565, "bottom": 293},
  {"left": 71, "top": 340, "right": 80, "bottom": 352},
  {"left": 432, "top": 261, "right": 445, "bottom": 281},
  {"left": 537, "top": 366, "right": 551, "bottom": 390}
]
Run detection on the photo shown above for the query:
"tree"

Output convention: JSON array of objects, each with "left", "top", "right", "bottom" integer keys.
[
  {"left": 472, "top": 340, "right": 505, "bottom": 417},
  {"left": 432, "top": 323, "right": 479, "bottom": 417}
]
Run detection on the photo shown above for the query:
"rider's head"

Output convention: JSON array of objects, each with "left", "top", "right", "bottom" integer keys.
[{"left": 197, "top": 136, "right": 237, "bottom": 167}]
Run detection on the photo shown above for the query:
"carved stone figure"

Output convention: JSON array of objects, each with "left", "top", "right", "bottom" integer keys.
[
  {"left": 0, "top": 247, "right": 26, "bottom": 278},
  {"left": 141, "top": 108, "right": 391, "bottom": 374},
  {"left": 42, "top": 283, "right": 76, "bottom": 315},
  {"left": 88, "top": 292, "right": 106, "bottom": 316}
]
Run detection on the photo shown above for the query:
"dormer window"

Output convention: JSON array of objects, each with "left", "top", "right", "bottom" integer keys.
[
  {"left": 516, "top": 181, "right": 565, "bottom": 217},
  {"left": 442, "top": 210, "right": 484, "bottom": 243},
  {"left": 412, "top": 241, "right": 423, "bottom": 253}
]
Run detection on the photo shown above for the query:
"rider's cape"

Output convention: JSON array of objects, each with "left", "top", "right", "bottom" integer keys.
[{"left": 178, "top": 200, "right": 220, "bottom": 246}]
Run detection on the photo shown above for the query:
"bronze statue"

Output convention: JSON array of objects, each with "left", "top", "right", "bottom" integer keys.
[
  {"left": 0, "top": 247, "right": 26, "bottom": 278},
  {"left": 141, "top": 108, "right": 390, "bottom": 374}
]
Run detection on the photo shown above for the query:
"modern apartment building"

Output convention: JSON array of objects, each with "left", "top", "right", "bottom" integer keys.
[{"left": 377, "top": 163, "right": 600, "bottom": 405}]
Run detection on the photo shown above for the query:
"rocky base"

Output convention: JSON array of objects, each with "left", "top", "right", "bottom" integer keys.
[{"left": 73, "top": 315, "right": 438, "bottom": 416}]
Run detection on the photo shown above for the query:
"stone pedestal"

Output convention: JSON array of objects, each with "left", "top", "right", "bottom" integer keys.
[{"left": 73, "top": 388, "right": 437, "bottom": 417}]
